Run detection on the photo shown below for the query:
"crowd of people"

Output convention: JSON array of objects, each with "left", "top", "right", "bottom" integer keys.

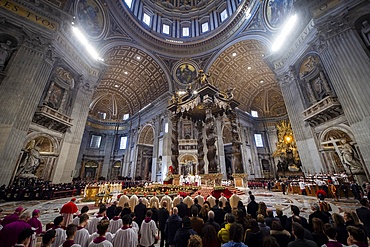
[{"left": 1, "top": 187, "right": 370, "bottom": 247}]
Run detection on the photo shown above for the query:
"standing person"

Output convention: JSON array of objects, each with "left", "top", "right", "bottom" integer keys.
[
  {"left": 346, "top": 226, "right": 367, "bottom": 247},
  {"left": 230, "top": 191, "right": 241, "bottom": 209},
  {"left": 204, "top": 211, "right": 221, "bottom": 233},
  {"left": 276, "top": 208, "right": 288, "bottom": 231},
  {"left": 14, "top": 228, "right": 34, "bottom": 247},
  {"left": 311, "top": 218, "right": 328, "bottom": 247},
  {"left": 139, "top": 210, "right": 158, "bottom": 247},
  {"left": 42, "top": 229, "right": 56, "bottom": 247},
  {"left": 61, "top": 224, "right": 80, "bottom": 247},
  {"left": 176, "top": 197, "right": 188, "bottom": 218},
  {"left": 72, "top": 206, "right": 89, "bottom": 226},
  {"left": 109, "top": 206, "right": 122, "bottom": 234},
  {"left": 355, "top": 198, "right": 370, "bottom": 238},
  {"left": 61, "top": 198, "right": 78, "bottom": 227},
  {"left": 28, "top": 209, "right": 43, "bottom": 235},
  {"left": 112, "top": 215, "right": 138, "bottom": 247},
  {"left": 218, "top": 214, "right": 235, "bottom": 244},
  {"left": 158, "top": 201, "right": 170, "bottom": 247},
  {"left": 74, "top": 214, "right": 90, "bottom": 247},
  {"left": 1, "top": 206, "right": 24, "bottom": 227},
  {"left": 129, "top": 192, "right": 139, "bottom": 211},
  {"left": 287, "top": 223, "right": 317, "bottom": 247},
  {"left": 190, "top": 205, "right": 204, "bottom": 235},
  {"left": 219, "top": 193, "right": 228, "bottom": 208},
  {"left": 322, "top": 224, "right": 343, "bottom": 247},
  {"left": 88, "top": 205, "right": 107, "bottom": 234},
  {"left": 0, "top": 211, "right": 32, "bottom": 247},
  {"left": 134, "top": 198, "right": 147, "bottom": 228},
  {"left": 121, "top": 202, "right": 131, "bottom": 218},
  {"left": 118, "top": 191, "right": 129, "bottom": 208},
  {"left": 195, "top": 192, "right": 205, "bottom": 206},
  {"left": 270, "top": 221, "right": 291, "bottom": 247},
  {"left": 213, "top": 201, "right": 226, "bottom": 226},
  {"left": 222, "top": 223, "right": 248, "bottom": 247},
  {"left": 88, "top": 220, "right": 113, "bottom": 247},
  {"left": 174, "top": 216, "right": 196, "bottom": 247},
  {"left": 160, "top": 192, "right": 173, "bottom": 212},
  {"left": 244, "top": 219, "right": 264, "bottom": 247},
  {"left": 150, "top": 192, "right": 160, "bottom": 209},
  {"left": 173, "top": 193, "right": 182, "bottom": 208},
  {"left": 183, "top": 194, "right": 194, "bottom": 213},
  {"left": 206, "top": 194, "right": 217, "bottom": 208},
  {"left": 106, "top": 201, "right": 117, "bottom": 220},
  {"left": 51, "top": 216, "right": 67, "bottom": 247},
  {"left": 309, "top": 203, "right": 329, "bottom": 231},
  {"left": 247, "top": 195, "right": 258, "bottom": 219},
  {"left": 202, "top": 224, "right": 220, "bottom": 247},
  {"left": 165, "top": 207, "right": 182, "bottom": 247}
]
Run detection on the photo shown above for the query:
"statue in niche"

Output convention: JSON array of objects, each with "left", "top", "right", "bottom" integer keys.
[
  {"left": 47, "top": 84, "right": 63, "bottom": 109},
  {"left": 313, "top": 76, "right": 325, "bottom": 99},
  {"left": 340, "top": 139, "right": 363, "bottom": 174},
  {"left": 17, "top": 138, "right": 44, "bottom": 177},
  {"left": 0, "top": 40, "right": 16, "bottom": 71},
  {"left": 361, "top": 20, "right": 370, "bottom": 48}
]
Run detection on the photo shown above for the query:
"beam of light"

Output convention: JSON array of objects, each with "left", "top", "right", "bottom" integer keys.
[
  {"left": 271, "top": 14, "right": 298, "bottom": 52},
  {"left": 72, "top": 26, "right": 104, "bottom": 61}
]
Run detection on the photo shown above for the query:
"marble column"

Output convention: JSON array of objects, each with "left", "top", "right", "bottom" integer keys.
[
  {"left": 0, "top": 39, "right": 55, "bottom": 185},
  {"left": 170, "top": 113, "right": 180, "bottom": 174},
  {"left": 102, "top": 133, "right": 115, "bottom": 179},
  {"left": 151, "top": 117, "right": 160, "bottom": 181},
  {"left": 314, "top": 19, "right": 370, "bottom": 178},
  {"left": 215, "top": 116, "right": 227, "bottom": 179},
  {"left": 53, "top": 79, "right": 95, "bottom": 183},
  {"left": 197, "top": 120, "right": 205, "bottom": 174},
  {"left": 277, "top": 68, "right": 323, "bottom": 174}
]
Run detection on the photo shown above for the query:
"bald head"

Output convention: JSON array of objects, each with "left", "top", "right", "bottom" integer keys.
[{"left": 173, "top": 207, "right": 178, "bottom": 215}]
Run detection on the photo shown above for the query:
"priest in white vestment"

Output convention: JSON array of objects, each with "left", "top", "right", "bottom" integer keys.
[
  {"left": 194, "top": 192, "right": 204, "bottom": 206},
  {"left": 172, "top": 193, "right": 181, "bottom": 207},
  {"left": 149, "top": 192, "right": 160, "bottom": 209},
  {"left": 229, "top": 191, "right": 241, "bottom": 209},
  {"left": 112, "top": 215, "right": 138, "bottom": 247},
  {"left": 118, "top": 191, "right": 130, "bottom": 208},
  {"left": 129, "top": 192, "right": 139, "bottom": 211},
  {"left": 183, "top": 194, "right": 194, "bottom": 209},
  {"left": 160, "top": 192, "right": 173, "bottom": 212},
  {"left": 142, "top": 194, "right": 150, "bottom": 208},
  {"left": 206, "top": 194, "right": 216, "bottom": 208},
  {"left": 219, "top": 193, "right": 227, "bottom": 208}
]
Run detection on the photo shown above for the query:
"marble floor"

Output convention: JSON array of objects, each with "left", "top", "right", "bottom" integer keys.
[{"left": 0, "top": 188, "right": 361, "bottom": 230}]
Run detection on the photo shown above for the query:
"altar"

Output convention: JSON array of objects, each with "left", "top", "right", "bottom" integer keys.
[{"left": 167, "top": 71, "right": 247, "bottom": 186}]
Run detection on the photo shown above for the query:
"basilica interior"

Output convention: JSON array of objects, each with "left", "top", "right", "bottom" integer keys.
[{"left": 1, "top": 0, "right": 370, "bottom": 186}]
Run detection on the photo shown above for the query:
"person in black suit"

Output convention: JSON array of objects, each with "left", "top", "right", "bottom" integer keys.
[
  {"left": 355, "top": 198, "right": 370, "bottom": 238},
  {"left": 134, "top": 198, "right": 147, "bottom": 228},
  {"left": 247, "top": 195, "right": 259, "bottom": 219},
  {"left": 308, "top": 203, "right": 329, "bottom": 231},
  {"left": 106, "top": 201, "right": 117, "bottom": 220},
  {"left": 158, "top": 201, "right": 170, "bottom": 247},
  {"left": 176, "top": 197, "right": 188, "bottom": 218},
  {"left": 212, "top": 200, "right": 226, "bottom": 226}
]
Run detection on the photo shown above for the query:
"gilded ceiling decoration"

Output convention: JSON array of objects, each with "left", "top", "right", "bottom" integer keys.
[
  {"left": 209, "top": 39, "right": 286, "bottom": 117},
  {"left": 90, "top": 46, "right": 169, "bottom": 119}
]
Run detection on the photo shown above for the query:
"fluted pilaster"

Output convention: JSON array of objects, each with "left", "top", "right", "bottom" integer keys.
[
  {"left": 315, "top": 17, "right": 370, "bottom": 177},
  {"left": 0, "top": 40, "right": 55, "bottom": 185}
]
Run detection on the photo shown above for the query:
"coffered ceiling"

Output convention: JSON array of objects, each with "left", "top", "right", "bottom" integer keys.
[
  {"left": 209, "top": 40, "right": 286, "bottom": 117},
  {"left": 89, "top": 39, "right": 286, "bottom": 120},
  {"left": 89, "top": 46, "right": 169, "bottom": 120}
]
